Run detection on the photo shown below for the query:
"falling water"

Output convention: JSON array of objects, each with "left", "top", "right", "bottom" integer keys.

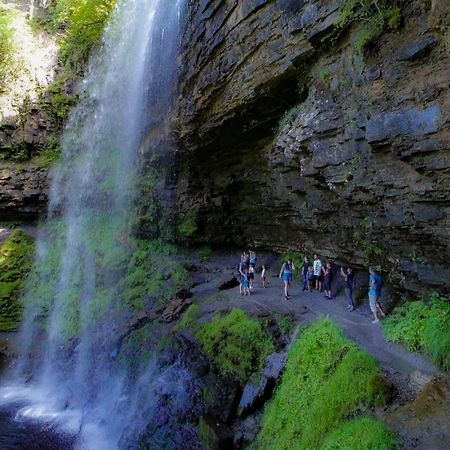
[{"left": 0, "top": 0, "right": 185, "bottom": 448}]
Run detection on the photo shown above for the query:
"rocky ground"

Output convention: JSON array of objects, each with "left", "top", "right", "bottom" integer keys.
[{"left": 186, "top": 251, "right": 449, "bottom": 449}]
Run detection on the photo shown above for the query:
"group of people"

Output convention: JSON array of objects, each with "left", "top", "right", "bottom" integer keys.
[
  {"left": 238, "top": 251, "right": 265, "bottom": 296},
  {"left": 239, "top": 251, "right": 385, "bottom": 324}
]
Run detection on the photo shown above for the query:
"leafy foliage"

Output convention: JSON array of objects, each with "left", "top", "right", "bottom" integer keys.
[
  {"left": 51, "top": 0, "right": 117, "bottom": 72},
  {"left": 383, "top": 294, "right": 450, "bottom": 370},
  {"left": 338, "top": 0, "right": 401, "bottom": 53},
  {"left": 254, "top": 318, "right": 395, "bottom": 450},
  {"left": 0, "top": 230, "right": 35, "bottom": 331},
  {"left": 196, "top": 308, "right": 275, "bottom": 382}
]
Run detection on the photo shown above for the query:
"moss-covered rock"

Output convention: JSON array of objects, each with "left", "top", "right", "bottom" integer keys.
[{"left": 253, "top": 317, "right": 397, "bottom": 450}]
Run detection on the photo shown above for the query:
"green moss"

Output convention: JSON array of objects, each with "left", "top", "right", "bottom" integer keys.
[
  {"left": 196, "top": 308, "right": 275, "bottom": 383},
  {"left": 275, "top": 313, "right": 295, "bottom": 337},
  {"left": 383, "top": 294, "right": 450, "bottom": 370},
  {"left": 177, "top": 211, "right": 198, "bottom": 238},
  {"left": 24, "top": 216, "right": 188, "bottom": 341},
  {"left": 338, "top": 0, "right": 401, "bottom": 54},
  {"left": 321, "top": 416, "right": 400, "bottom": 450},
  {"left": 199, "top": 245, "right": 212, "bottom": 263},
  {"left": 0, "top": 229, "right": 35, "bottom": 331},
  {"left": 253, "top": 318, "right": 396, "bottom": 450},
  {"left": 50, "top": 0, "right": 117, "bottom": 73},
  {"left": 174, "top": 304, "right": 201, "bottom": 332}
]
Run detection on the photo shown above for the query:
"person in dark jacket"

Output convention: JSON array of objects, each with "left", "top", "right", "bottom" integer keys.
[{"left": 341, "top": 267, "right": 355, "bottom": 311}]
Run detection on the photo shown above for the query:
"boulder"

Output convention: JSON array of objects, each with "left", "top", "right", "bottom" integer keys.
[
  {"left": 238, "top": 352, "right": 287, "bottom": 417},
  {"left": 160, "top": 297, "right": 192, "bottom": 323}
]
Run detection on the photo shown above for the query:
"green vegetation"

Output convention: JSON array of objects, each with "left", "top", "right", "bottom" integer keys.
[
  {"left": 338, "top": 0, "right": 401, "bottom": 53},
  {"left": 320, "top": 68, "right": 331, "bottom": 81},
  {"left": 193, "top": 308, "right": 274, "bottom": 382},
  {"left": 0, "top": 230, "right": 35, "bottom": 331},
  {"left": 383, "top": 293, "right": 450, "bottom": 370},
  {"left": 254, "top": 318, "right": 395, "bottom": 450},
  {"left": 177, "top": 211, "right": 198, "bottom": 238},
  {"left": 24, "top": 215, "right": 188, "bottom": 341},
  {"left": 0, "top": 5, "right": 17, "bottom": 92},
  {"left": 198, "top": 245, "right": 212, "bottom": 263},
  {"left": 275, "top": 313, "right": 295, "bottom": 337},
  {"left": 196, "top": 309, "right": 275, "bottom": 382},
  {"left": 42, "top": 0, "right": 117, "bottom": 73},
  {"left": 282, "top": 251, "right": 304, "bottom": 280},
  {"left": 322, "top": 416, "right": 399, "bottom": 450}
]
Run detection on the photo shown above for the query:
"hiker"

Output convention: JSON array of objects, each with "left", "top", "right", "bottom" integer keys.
[
  {"left": 341, "top": 267, "right": 355, "bottom": 311},
  {"left": 238, "top": 254, "right": 249, "bottom": 295},
  {"left": 249, "top": 251, "right": 257, "bottom": 268},
  {"left": 242, "top": 267, "right": 251, "bottom": 296},
  {"left": 248, "top": 264, "right": 255, "bottom": 289},
  {"left": 306, "top": 265, "right": 314, "bottom": 292},
  {"left": 279, "top": 259, "right": 295, "bottom": 300},
  {"left": 313, "top": 254, "right": 323, "bottom": 291},
  {"left": 302, "top": 256, "right": 310, "bottom": 291},
  {"left": 322, "top": 261, "right": 333, "bottom": 299},
  {"left": 368, "top": 267, "right": 385, "bottom": 323},
  {"left": 261, "top": 264, "right": 268, "bottom": 288}
]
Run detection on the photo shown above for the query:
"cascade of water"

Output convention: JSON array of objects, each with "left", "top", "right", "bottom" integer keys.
[{"left": 0, "top": 0, "right": 185, "bottom": 448}]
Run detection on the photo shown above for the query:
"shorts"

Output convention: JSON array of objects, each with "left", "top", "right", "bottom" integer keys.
[
  {"left": 323, "top": 278, "right": 331, "bottom": 290},
  {"left": 283, "top": 273, "right": 292, "bottom": 282},
  {"left": 249, "top": 273, "right": 255, "bottom": 280},
  {"left": 369, "top": 295, "right": 378, "bottom": 313}
]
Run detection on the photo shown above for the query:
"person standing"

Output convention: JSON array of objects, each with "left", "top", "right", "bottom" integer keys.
[
  {"left": 249, "top": 251, "right": 257, "bottom": 268},
  {"left": 248, "top": 265, "right": 255, "bottom": 289},
  {"left": 368, "top": 267, "right": 383, "bottom": 323},
  {"left": 307, "top": 265, "right": 314, "bottom": 292},
  {"left": 322, "top": 261, "right": 333, "bottom": 299},
  {"left": 341, "top": 267, "right": 355, "bottom": 311},
  {"left": 279, "top": 259, "right": 295, "bottom": 300},
  {"left": 313, "top": 254, "right": 322, "bottom": 291},
  {"left": 302, "top": 256, "right": 310, "bottom": 291},
  {"left": 261, "top": 265, "right": 268, "bottom": 288},
  {"left": 238, "top": 254, "right": 249, "bottom": 295},
  {"left": 243, "top": 267, "right": 251, "bottom": 296}
]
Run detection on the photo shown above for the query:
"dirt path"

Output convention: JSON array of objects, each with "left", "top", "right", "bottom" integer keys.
[{"left": 195, "top": 275, "right": 437, "bottom": 377}]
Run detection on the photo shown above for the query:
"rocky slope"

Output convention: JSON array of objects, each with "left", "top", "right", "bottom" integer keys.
[{"left": 166, "top": 0, "right": 450, "bottom": 297}]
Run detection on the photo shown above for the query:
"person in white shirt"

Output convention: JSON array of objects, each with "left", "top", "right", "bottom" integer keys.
[
  {"left": 313, "top": 254, "right": 323, "bottom": 291},
  {"left": 261, "top": 265, "right": 268, "bottom": 288}
]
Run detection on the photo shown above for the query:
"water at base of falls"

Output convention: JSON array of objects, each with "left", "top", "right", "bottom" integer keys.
[{"left": 0, "top": 0, "right": 185, "bottom": 448}]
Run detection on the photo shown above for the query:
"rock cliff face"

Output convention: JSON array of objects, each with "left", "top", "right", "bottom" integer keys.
[
  {"left": 168, "top": 0, "right": 450, "bottom": 295},
  {"left": 0, "top": 165, "right": 49, "bottom": 220}
]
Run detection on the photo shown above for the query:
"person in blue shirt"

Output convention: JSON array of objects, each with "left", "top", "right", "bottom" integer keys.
[
  {"left": 368, "top": 267, "right": 384, "bottom": 323},
  {"left": 279, "top": 259, "right": 295, "bottom": 300}
]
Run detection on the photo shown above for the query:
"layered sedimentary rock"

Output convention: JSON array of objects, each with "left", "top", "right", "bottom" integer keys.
[
  {"left": 170, "top": 0, "right": 450, "bottom": 295},
  {"left": 0, "top": 165, "right": 48, "bottom": 220}
]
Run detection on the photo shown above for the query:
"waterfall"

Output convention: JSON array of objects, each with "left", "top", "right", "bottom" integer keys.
[{"left": 0, "top": 0, "right": 185, "bottom": 448}]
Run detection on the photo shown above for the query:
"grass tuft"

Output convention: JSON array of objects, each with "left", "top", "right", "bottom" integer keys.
[
  {"left": 383, "top": 293, "right": 450, "bottom": 370},
  {"left": 253, "top": 317, "right": 396, "bottom": 449}
]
